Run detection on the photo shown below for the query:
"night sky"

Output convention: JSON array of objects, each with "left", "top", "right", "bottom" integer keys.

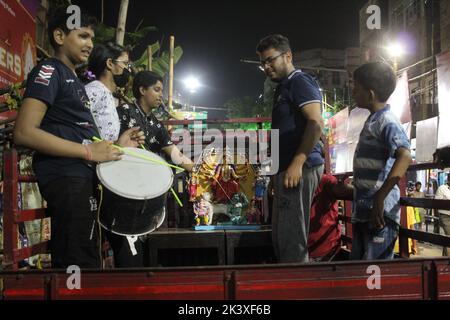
[{"left": 72, "top": 0, "right": 367, "bottom": 116}]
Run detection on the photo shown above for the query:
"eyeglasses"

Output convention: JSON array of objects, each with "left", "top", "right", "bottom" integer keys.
[
  {"left": 113, "top": 60, "right": 134, "bottom": 70},
  {"left": 260, "top": 52, "right": 285, "bottom": 67}
]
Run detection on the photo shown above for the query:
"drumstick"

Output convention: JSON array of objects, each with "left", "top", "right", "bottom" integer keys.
[
  {"left": 140, "top": 144, "right": 185, "bottom": 174},
  {"left": 139, "top": 144, "right": 184, "bottom": 208},
  {"left": 170, "top": 187, "right": 184, "bottom": 208},
  {"left": 92, "top": 137, "right": 184, "bottom": 171}
]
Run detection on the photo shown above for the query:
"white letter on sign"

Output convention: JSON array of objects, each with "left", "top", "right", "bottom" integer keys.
[
  {"left": 66, "top": 5, "right": 81, "bottom": 30},
  {"left": 366, "top": 5, "right": 381, "bottom": 30},
  {"left": 366, "top": 265, "right": 381, "bottom": 290},
  {"left": 66, "top": 265, "right": 81, "bottom": 290}
]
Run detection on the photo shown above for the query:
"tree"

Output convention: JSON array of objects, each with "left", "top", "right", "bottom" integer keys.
[{"left": 133, "top": 43, "right": 183, "bottom": 78}]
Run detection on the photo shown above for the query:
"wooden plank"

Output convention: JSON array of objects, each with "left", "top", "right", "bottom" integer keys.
[
  {"left": 15, "top": 209, "right": 46, "bottom": 223},
  {"left": 234, "top": 260, "right": 425, "bottom": 300},
  {"left": 3, "top": 149, "right": 20, "bottom": 270},
  {"left": 55, "top": 270, "right": 226, "bottom": 300},
  {"left": 18, "top": 175, "right": 38, "bottom": 183},
  {"left": 13, "top": 242, "right": 48, "bottom": 263},
  {"left": 147, "top": 230, "right": 226, "bottom": 267},
  {"left": 2, "top": 258, "right": 450, "bottom": 300},
  {"left": 435, "top": 260, "right": 450, "bottom": 300},
  {"left": 400, "top": 197, "right": 450, "bottom": 210},
  {"left": 2, "top": 274, "right": 47, "bottom": 300},
  {"left": 399, "top": 228, "right": 450, "bottom": 247}
]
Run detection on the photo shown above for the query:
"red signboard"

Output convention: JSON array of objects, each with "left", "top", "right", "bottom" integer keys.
[{"left": 0, "top": 0, "right": 37, "bottom": 89}]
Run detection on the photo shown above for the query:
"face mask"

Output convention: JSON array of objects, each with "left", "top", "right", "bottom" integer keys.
[{"left": 113, "top": 68, "right": 130, "bottom": 88}]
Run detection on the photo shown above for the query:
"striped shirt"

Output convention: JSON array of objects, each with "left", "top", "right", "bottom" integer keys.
[{"left": 352, "top": 105, "right": 410, "bottom": 224}]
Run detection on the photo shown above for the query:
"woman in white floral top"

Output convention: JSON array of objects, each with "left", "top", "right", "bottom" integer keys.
[{"left": 85, "top": 42, "right": 144, "bottom": 147}]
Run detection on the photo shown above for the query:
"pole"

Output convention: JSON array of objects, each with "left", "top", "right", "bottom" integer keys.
[
  {"left": 168, "top": 36, "right": 175, "bottom": 112},
  {"left": 116, "top": 0, "right": 129, "bottom": 46},
  {"left": 431, "top": 0, "right": 437, "bottom": 116}
]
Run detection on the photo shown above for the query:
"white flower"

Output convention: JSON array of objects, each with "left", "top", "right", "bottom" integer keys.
[{"left": 128, "top": 118, "right": 136, "bottom": 128}]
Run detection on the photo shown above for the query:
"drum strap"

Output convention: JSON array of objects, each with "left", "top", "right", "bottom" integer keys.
[{"left": 126, "top": 236, "right": 139, "bottom": 256}]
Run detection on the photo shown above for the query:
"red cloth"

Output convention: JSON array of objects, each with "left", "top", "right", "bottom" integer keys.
[
  {"left": 308, "top": 174, "right": 342, "bottom": 259},
  {"left": 189, "top": 183, "right": 197, "bottom": 201},
  {"left": 214, "top": 180, "right": 239, "bottom": 203}
]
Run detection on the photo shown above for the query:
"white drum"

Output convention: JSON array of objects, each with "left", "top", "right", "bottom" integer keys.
[{"left": 97, "top": 148, "right": 174, "bottom": 236}]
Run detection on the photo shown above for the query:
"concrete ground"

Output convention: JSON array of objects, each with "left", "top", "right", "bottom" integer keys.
[{"left": 410, "top": 222, "right": 448, "bottom": 258}]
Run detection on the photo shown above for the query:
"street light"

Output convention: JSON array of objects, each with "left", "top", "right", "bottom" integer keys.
[
  {"left": 386, "top": 42, "right": 405, "bottom": 71},
  {"left": 184, "top": 77, "right": 201, "bottom": 93},
  {"left": 183, "top": 77, "right": 201, "bottom": 111}
]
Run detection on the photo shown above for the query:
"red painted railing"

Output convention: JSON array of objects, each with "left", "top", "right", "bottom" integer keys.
[{"left": 2, "top": 149, "right": 48, "bottom": 271}]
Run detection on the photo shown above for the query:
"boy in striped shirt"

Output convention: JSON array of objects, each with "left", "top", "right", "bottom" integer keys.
[{"left": 350, "top": 62, "right": 412, "bottom": 260}]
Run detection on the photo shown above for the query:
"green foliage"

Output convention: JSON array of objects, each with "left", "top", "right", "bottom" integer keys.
[
  {"left": 134, "top": 42, "right": 161, "bottom": 66},
  {"left": 92, "top": 23, "right": 117, "bottom": 44},
  {"left": 135, "top": 45, "right": 183, "bottom": 77},
  {"left": 124, "top": 26, "right": 158, "bottom": 45},
  {"left": 93, "top": 23, "right": 158, "bottom": 46},
  {"left": 93, "top": 23, "right": 183, "bottom": 78},
  {"left": 151, "top": 47, "right": 184, "bottom": 77}
]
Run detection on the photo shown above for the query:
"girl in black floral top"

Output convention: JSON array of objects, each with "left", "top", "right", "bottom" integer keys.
[{"left": 118, "top": 71, "right": 194, "bottom": 170}]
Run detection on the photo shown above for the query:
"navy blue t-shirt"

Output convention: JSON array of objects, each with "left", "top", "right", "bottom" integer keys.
[
  {"left": 272, "top": 70, "right": 324, "bottom": 172},
  {"left": 23, "top": 58, "right": 100, "bottom": 186}
]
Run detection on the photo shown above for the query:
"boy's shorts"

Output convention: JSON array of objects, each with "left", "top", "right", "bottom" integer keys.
[{"left": 350, "top": 218, "right": 399, "bottom": 260}]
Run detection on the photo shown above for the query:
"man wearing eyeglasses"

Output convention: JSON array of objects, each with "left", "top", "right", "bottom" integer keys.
[{"left": 256, "top": 34, "right": 324, "bottom": 263}]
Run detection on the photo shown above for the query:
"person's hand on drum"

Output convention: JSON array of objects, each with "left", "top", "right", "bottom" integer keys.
[
  {"left": 117, "top": 127, "right": 146, "bottom": 148},
  {"left": 89, "top": 141, "right": 123, "bottom": 162}
]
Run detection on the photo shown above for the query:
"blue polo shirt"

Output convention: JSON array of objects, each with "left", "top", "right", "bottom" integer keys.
[
  {"left": 23, "top": 58, "right": 100, "bottom": 186},
  {"left": 272, "top": 70, "right": 324, "bottom": 172}
]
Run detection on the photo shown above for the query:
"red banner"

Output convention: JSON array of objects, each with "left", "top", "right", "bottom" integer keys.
[{"left": 0, "top": 0, "right": 37, "bottom": 89}]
